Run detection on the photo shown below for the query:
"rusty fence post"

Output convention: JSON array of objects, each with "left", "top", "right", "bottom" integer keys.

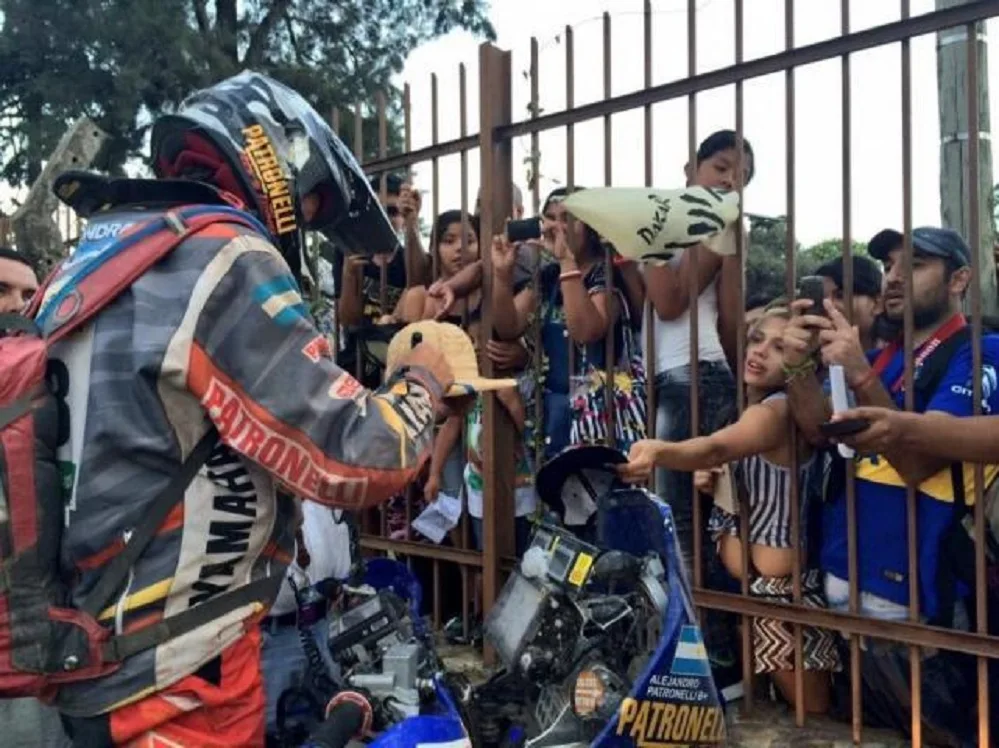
[{"left": 478, "top": 41, "right": 515, "bottom": 666}]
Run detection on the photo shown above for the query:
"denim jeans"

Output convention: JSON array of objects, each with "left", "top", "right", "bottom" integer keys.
[
  {"left": 261, "top": 617, "right": 336, "bottom": 736},
  {"left": 653, "top": 360, "right": 737, "bottom": 579}
]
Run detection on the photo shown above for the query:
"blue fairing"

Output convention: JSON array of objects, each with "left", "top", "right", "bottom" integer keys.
[
  {"left": 369, "top": 680, "right": 469, "bottom": 748},
  {"left": 362, "top": 559, "right": 469, "bottom": 748},
  {"left": 592, "top": 489, "right": 726, "bottom": 746}
]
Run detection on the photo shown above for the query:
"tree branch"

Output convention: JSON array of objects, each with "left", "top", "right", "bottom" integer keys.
[
  {"left": 283, "top": 15, "right": 307, "bottom": 66},
  {"left": 192, "top": 0, "right": 210, "bottom": 35},
  {"left": 244, "top": 0, "right": 294, "bottom": 67},
  {"left": 214, "top": 0, "right": 239, "bottom": 63}
]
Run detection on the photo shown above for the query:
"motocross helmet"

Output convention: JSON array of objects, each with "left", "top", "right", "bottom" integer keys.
[{"left": 151, "top": 70, "right": 399, "bottom": 279}]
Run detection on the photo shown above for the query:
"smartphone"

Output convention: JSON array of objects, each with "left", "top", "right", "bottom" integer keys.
[
  {"left": 797, "top": 275, "right": 827, "bottom": 317},
  {"left": 507, "top": 218, "right": 542, "bottom": 243},
  {"left": 818, "top": 418, "right": 870, "bottom": 438}
]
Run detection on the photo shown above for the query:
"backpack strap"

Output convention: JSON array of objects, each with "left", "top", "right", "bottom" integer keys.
[
  {"left": 78, "top": 425, "right": 220, "bottom": 619},
  {"left": 102, "top": 575, "right": 279, "bottom": 664},
  {"left": 43, "top": 206, "right": 265, "bottom": 345},
  {"left": 911, "top": 326, "right": 971, "bottom": 409}
]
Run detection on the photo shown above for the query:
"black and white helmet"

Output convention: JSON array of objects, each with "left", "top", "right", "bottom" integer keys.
[{"left": 151, "top": 70, "right": 398, "bottom": 277}]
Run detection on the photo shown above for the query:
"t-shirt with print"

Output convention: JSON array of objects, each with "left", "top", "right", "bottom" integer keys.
[
  {"left": 537, "top": 260, "right": 628, "bottom": 393},
  {"left": 464, "top": 393, "right": 537, "bottom": 519},
  {"left": 820, "top": 331, "right": 999, "bottom": 619}
]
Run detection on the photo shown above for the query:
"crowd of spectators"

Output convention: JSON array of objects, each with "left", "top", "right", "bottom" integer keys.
[{"left": 319, "top": 128, "right": 998, "bottom": 745}]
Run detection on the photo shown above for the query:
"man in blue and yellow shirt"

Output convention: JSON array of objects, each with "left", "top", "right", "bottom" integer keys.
[{"left": 783, "top": 226, "right": 999, "bottom": 741}]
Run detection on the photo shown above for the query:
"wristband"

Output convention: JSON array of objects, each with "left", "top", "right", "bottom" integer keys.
[
  {"left": 851, "top": 367, "right": 879, "bottom": 392},
  {"left": 781, "top": 358, "right": 817, "bottom": 383},
  {"left": 559, "top": 270, "right": 583, "bottom": 283}
]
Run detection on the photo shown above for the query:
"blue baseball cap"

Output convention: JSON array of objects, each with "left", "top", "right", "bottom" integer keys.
[{"left": 868, "top": 226, "right": 971, "bottom": 268}]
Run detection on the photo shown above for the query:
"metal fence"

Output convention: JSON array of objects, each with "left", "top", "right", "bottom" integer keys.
[{"left": 352, "top": 1, "right": 999, "bottom": 745}]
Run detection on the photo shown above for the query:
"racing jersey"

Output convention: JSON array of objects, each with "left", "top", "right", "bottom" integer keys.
[{"left": 37, "top": 206, "right": 444, "bottom": 717}]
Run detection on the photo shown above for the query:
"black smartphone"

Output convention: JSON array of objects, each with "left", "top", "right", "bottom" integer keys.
[
  {"left": 818, "top": 418, "right": 870, "bottom": 438},
  {"left": 507, "top": 218, "right": 542, "bottom": 243},
  {"left": 797, "top": 275, "right": 827, "bottom": 317}
]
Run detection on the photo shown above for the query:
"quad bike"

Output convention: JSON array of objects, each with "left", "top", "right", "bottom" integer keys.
[{"left": 472, "top": 482, "right": 727, "bottom": 748}]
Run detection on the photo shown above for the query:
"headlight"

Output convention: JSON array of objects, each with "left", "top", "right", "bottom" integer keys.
[{"left": 571, "top": 663, "right": 627, "bottom": 722}]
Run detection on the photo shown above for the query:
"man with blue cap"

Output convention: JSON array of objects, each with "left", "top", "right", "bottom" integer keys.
[{"left": 782, "top": 225, "right": 999, "bottom": 743}]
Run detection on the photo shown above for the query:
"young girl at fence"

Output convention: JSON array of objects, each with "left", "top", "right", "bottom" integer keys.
[
  {"left": 410, "top": 210, "right": 537, "bottom": 556},
  {"left": 618, "top": 305, "right": 840, "bottom": 714},
  {"left": 490, "top": 188, "right": 647, "bottom": 466}
]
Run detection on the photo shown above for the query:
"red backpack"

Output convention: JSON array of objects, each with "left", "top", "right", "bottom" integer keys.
[{"left": 0, "top": 205, "right": 265, "bottom": 697}]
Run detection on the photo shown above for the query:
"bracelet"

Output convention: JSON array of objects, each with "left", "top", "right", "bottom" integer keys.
[
  {"left": 559, "top": 270, "right": 583, "bottom": 282},
  {"left": 782, "top": 358, "right": 817, "bottom": 383},
  {"left": 851, "top": 367, "right": 879, "bottom": 392}
]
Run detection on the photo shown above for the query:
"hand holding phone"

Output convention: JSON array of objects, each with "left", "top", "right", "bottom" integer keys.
[
  {"left": 506, "top": 218, "right": 542, "bottom": 244},
  {"left": 797, "top": 275, "right": 827, "bottom": 318},
  {"left": 818, "top": 418, "right": 870, "bottom": 439}
]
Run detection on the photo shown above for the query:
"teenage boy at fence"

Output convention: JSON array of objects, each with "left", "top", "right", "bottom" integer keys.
[{"left": 783, "top": 226, "right": 999, "bottom": 745}]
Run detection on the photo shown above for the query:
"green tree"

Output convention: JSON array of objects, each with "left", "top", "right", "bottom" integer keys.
[
  {"left": 745, "top": 214, "right": 872, "bottom": 304},
  {"left": 798, "top": 238, "right": 870, "bottom": 277},
  {"left": 0, "top": 0, "right": 495, "bottom": 187},
  {"left": 746, "top": 214, "right": 797, "bottom": 305}
]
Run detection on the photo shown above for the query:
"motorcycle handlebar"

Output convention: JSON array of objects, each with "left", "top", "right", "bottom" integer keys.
[{"left": 300, "top": 698, "right": 368, "bottom": 748}]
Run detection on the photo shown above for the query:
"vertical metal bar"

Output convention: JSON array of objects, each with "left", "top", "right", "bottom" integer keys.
[
  {"left": 478, "top": 42, "right": 515, "bottom": 665},
  {"left": 530, "top": 35, "right": 544, "bottom": 470},
  {"left": 431, "top": 74, "right": 440, "bottom": 282},
  {"left": 328, "top": 106, "right": 342, "bottom": 361},
  {"left": 644, "top": 0, "right": 657, "bottom": 482},
  {"left": 733, "top": 0, "right": 754, "bottom": 715},
  {"left": 530, "top": 37, "right": 541, "bottom": 217},
  {"left": 459, "top": 62, "right": 470, "bottom": 322},
  {"left": 403, "top": 84, "right": 414, "bottom": 288},
  {"left": 565, "top": 25, "right": 575, "bottom": 191},
  {"left": 566, "top": 25, "right": 576, "bottom": 382},
  {"left": 840, "top": 2, "right": 863, "bottom": 743},
  {"left": 458, "top": 59, "right": 472, "bottom": 635},
  {"left": 965, "top": 22, "right": 991, "bottom": 747},
  {"left": 686, "top": 0, "right": 703, "bottom": 594},
  {"left": 899, "top": 2, "right": 921, "bottom": 744},
  {"left": 348, "top": 99, "right": 371, "bottom": 542},
  {"left": 353, "top": 102, "right": 363, "bottom": 161},
  {"left": 433, "top": 559, "right": 442, "bottom": 630},
  {"left": 782, "top": 0, "right": 806, "bottom": 727},
  {"left": 603, "top": 11, "right": 616, "bottom": 447},
  {"left": 377, "top": 92, "right": 389, "bottom": 317}
]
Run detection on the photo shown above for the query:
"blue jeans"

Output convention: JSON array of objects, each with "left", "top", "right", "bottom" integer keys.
[
  {"left": 654, "top": 361, "right": 737, "bottom": 578},
  {"left": 260, "top": 617, "right": 336, "bottom": 735}
]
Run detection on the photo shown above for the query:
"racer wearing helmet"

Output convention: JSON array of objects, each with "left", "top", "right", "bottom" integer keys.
[{"left": 41, "top": 71, "right": 456, "bottom": 747}]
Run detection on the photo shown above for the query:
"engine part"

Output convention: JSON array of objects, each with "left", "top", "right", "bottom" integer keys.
[
  {"left": 346, "top": 641, "right": 424, "bottom": 722},
  {"left": 328, "top": 591, "right": 410, "bottom": 668},
  {"left": 485, "top": 572, "right": 583, "bottom": 677}
]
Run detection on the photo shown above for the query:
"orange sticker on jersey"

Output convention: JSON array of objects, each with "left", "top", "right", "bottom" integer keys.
[
  {"left": 302, "top": 335, "right": 333, "bottom": 363},
  {"left": 329, "top": 372, "right": 364, "bottom": 401}
]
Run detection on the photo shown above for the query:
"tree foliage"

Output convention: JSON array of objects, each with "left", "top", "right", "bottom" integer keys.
[
  {"left": 0, "top": 0, "right": 495, "bottom": 187},
  {"left": 745, "top": 214, "right": 870, "bottom": 304}
]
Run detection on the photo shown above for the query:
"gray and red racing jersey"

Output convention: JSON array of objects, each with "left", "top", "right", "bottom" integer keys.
[{"left": 36, "top": 207, "right": 443, "bottom": 717}]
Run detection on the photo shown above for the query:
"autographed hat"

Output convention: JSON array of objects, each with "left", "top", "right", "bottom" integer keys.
[
  {"left": 385, "top": 321, "right": 517, "bottom": 397},
  {"left": 536, "top": 445, "right": 629, "bottom": 523}
]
